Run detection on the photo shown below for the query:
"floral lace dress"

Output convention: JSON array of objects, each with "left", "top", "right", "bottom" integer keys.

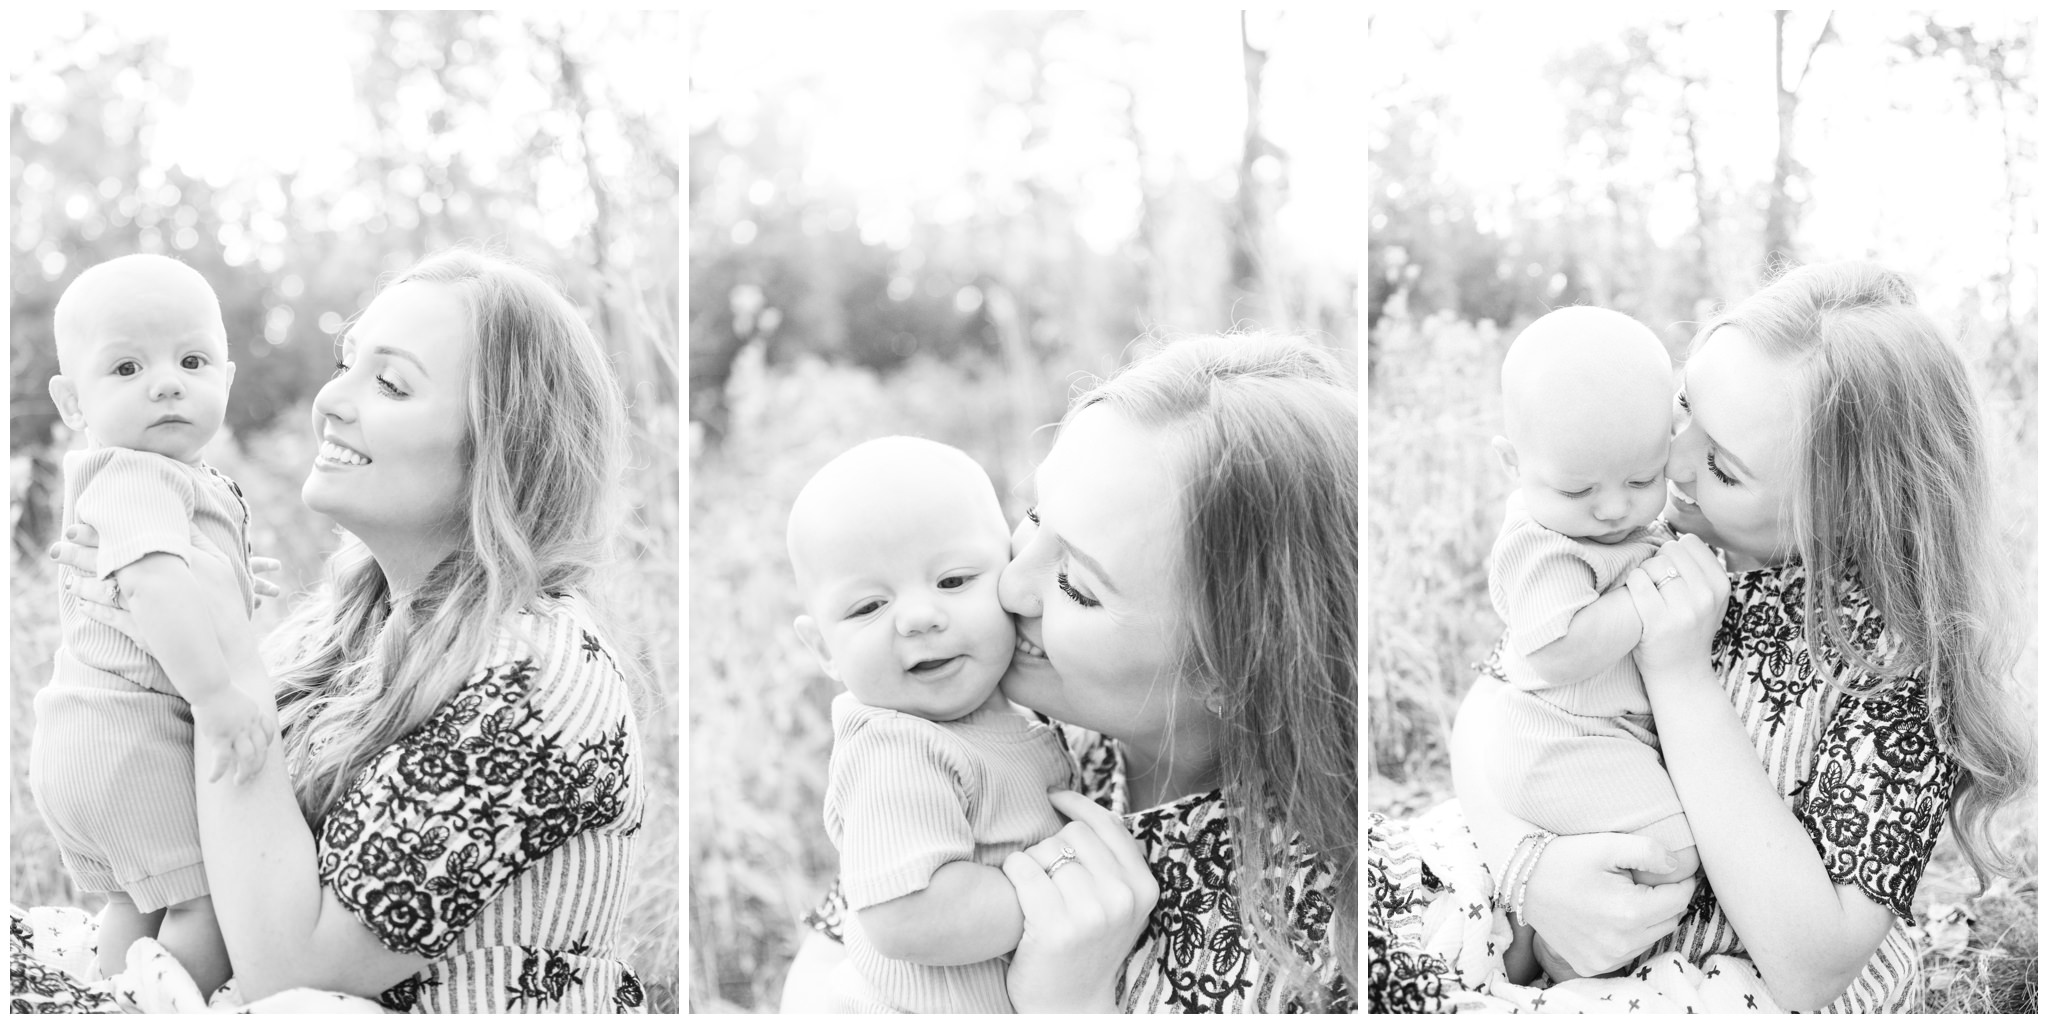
[
  {"left": 807, "top": 716, "right": 1355, "bottom": 1013},
  {"left": 1368, "top": 560, "right": 1959, "bottom": 1013},
  {"left": 10, "top": 595, "right": 647, "bottom": 1014}
]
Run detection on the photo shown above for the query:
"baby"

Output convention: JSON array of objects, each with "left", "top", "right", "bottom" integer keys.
[
  {"left": 1485, "top": 306, "right": 1699, "bottom": 897},
  {"left": 31, "top": 254, "right": 273, "bottom": 994},
  {"left": 787, "top": 436, "right": 1074, "bottom": 1014}
]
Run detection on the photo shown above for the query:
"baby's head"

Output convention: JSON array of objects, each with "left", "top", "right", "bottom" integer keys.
[
  {"left": 788, "top": 436, "right": 1017, "bottom": 721},
  {"left": 1493, "top": 306, "right": 1674, "bottom": 543},
  {"left": 49, "top": 254, "right": 232, "bottom": 465}
]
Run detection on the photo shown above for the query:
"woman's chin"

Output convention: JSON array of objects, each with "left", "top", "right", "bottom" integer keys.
[{"left": 998, "top": 654, "right": 1059, "bottom": 713}]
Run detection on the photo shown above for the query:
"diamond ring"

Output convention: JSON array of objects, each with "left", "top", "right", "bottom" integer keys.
[{"left": 1046, "top": 844, "right": 1079, "bottom": 876}]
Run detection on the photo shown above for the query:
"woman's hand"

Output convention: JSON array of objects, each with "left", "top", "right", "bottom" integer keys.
[
  {"left": 49, "top": 524, "right": 284, "bottom": 608},
  {"left": 1518, "top": 832, "right": 1696, "bottom": 976},
  {"left": 1625, "top": 533, "right": 1730, "bottom": 686},
  {"left": 1000, "top": 790, "right": 1159, "bottom": 1013}
]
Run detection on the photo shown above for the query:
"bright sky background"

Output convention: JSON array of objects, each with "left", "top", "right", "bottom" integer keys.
[
  {"left": 690, "top": 9, "right": 1364, "bottom": 274},
  {"left": 1369, "top": 9, "right": 2036, "bottom": 320}
]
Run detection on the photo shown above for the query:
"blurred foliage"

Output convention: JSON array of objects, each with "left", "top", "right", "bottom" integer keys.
[
  {"left": 1367, "top": 13, "right": 2036, "bottom": 369},
  {"left": 688, "top": 10, "right": 1358, "bottom": 449},
  {"left": 11, "top": 10, "right": 680, "bottom": 547}
]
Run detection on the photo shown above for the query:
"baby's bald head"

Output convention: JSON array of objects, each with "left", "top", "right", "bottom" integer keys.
[
  {"left": 53, "top": 254, "right": 225, "bottom": 374},
  {"left": 787, "top": 436, "right": 1009, "bottom": 609},
  {"left": 1501, "top": 306, "right": 1673, "bottom": 454}
]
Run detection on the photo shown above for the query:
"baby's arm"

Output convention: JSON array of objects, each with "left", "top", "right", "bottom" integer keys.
[
  {"left": 858, "top": 861, "right": 1023, "bottom": 965},
  {"left": 116, "top": 554, "right": 272, "bottom": 781},
  {"left": 1520, "top": 586, "right": 1644, "bottom": 687}
]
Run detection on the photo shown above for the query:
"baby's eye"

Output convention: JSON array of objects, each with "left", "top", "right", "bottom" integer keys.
[
  {"left": 847, "top": 599, "right": 883, "bottom": 619},
  {"left": 1628, "top": 477, "right": 1657, "bottom": 488},
  {"left": 937, "top": 574, "right": 973, "bottom": 590},
  {"left": 1558, "top": 487, "right": 1592, "bottom": 499},
  {"left": 181, "top": 354, "right": 206, "bottom": 370},
  {"left": 114, "top": 360, "right": 141, "bottom": 376}
]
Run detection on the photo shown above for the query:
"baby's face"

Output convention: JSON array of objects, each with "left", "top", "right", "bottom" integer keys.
[
  {"left": 1510, "top": 404, "right": 1671, "bottom": 543},
  {"left": 61, "top": 306, "right": 230, "bottom": 464},
  {"left": 796, "top": 487, "right": 1017, "bottom": 722}
]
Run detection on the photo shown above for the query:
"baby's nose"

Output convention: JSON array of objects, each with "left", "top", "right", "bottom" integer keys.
[{"left": 150, "top": 373, "right": 185, "bottom": 399}]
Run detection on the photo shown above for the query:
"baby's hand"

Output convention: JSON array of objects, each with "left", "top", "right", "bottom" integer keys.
[{"left": 189, "top": 688, "right": 276, "bottom": 785}]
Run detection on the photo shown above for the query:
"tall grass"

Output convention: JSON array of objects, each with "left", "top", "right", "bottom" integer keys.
[
  {"left": 7, "top": 395, "right": 683, "bottom": 1012},
  {"left": 686, "top": 348, "right": 1077, "bottom": 1011},
  {"left": 1365, "top": 312, "right": 2038, "bottom": 1013}
]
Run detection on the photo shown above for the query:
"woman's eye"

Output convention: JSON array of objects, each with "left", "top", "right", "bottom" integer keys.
[
  {"left": 375, "top": 374, "right": 406, "bottom": 397},
  {"left": 1676, "top": 391, "right": 1690, "bottom": 412},
  {"left": 1056, "top": 570, "right": 1100, "bottom": 609},
  {"left": 1706, "top": 449, "right": 1738, "bottom": 486},
  {"left": 331, "top": 359, "right": 350, "bottom": 379},
  {"left": 1024, "top": 506, "right": 1040, "bottom": 525}
]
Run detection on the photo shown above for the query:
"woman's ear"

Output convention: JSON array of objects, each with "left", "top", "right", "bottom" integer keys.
[
  {"left": 793, "top": 614, "right": 839, "bottom": 682},
  {"left": 48, "top": 375, "right": 86, "bottom": 431},
  {"left": 1490, "top": 435, "right": 1519, "bottom": 479}
]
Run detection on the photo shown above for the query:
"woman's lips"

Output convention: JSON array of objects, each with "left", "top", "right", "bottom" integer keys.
[
  {"left": 1668, "top": 481, "right": 1700, "bottom": 510},
  {"left": 1015, "top": 634, "right": 1046, "bottom": 659}
]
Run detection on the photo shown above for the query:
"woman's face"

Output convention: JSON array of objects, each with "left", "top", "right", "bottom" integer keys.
[
  {"left": 1665, "top": 326, "right": 1804, "bottom": 569},
  {"left": 997, "top": 404, "right": 1195, "bottom": 743},
  {"left": 303, "top": 281, "right": 475, "bottom": 560}
]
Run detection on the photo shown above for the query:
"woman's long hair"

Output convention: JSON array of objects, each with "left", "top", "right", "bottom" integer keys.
[
  {"left": 1698, "top": 260, "right": 2031, "bottom": 886},
  {"left": 1072, "top": 332, "right": 1358, "bottom": 1008},
  {"left": 275, "top": 248, "right": 628, "bottom": 823}
]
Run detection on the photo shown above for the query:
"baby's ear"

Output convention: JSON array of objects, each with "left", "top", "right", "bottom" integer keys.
[
  {"left": 793, "top": 614, "right": 839, "bottom": 682},
  {"left": 48, "top": 376, "right": 85, "bottom": 431},
  {"left": 1489, "top": 435, "right": 1519, "bottom": 477}
]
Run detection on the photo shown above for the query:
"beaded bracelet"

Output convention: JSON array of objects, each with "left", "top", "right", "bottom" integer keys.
[{"left": 1510, "top": 831, "right": 1557, "bottom": 921}]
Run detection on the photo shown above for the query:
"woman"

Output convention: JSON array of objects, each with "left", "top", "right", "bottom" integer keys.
[
  {"left": 1370, "top": 261, "right": 2032, "bottom": 1013},
  {"left": 12, "top": 249, "right": 648, "bottom": 1013},
  {"left": 784, "top": 333, "right": 1360, "bottom": 1011}
]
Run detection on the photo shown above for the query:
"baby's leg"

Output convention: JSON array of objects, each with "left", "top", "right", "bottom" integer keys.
[
  {"left": 95, "top": 892, "right": 164, "bottom": 980},
  {"left": 156, "top": 895, "right": 232, "bottom": 997},
  {"left": 1629, "top": 844, "right": 1701, "bottom": 887}
]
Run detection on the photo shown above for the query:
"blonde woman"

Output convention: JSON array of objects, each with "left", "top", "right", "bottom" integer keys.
[
  {"left": 1371, "top": 261, "right": 2032, "bottom": 1013},
  {"left": 784, "top": 334, "right": 1359, "bottom": 1012},
  {"left": 13, "top": 249, "right": 648, "bottom": 1013}
]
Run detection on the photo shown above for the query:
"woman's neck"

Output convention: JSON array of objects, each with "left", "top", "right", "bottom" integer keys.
[
  {"left": 361, "top": 531, "right": 459, "bottom": 598},
  {"left": 1117, "top": 711, "right": 1224, "bottom": 809}
]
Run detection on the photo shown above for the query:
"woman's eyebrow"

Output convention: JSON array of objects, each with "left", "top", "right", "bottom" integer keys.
[
  {"left": 369, "top": 344, "right": 430, "bottom": 378},
  {"left": 1061, "top": 538, "right": 1120, "bottom": 595}
]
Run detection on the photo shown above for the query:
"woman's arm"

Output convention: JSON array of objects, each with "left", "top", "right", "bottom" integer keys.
[
  {"left": 1452, "top": 673, "right": 1695, "bottom": 977},
  {"left": 779, "top": 932, "right": 851, "bottom": 1013},
  {"left": 1625, "top": 537, "right": 1895, "bottom": 1012},
  {"left": 185, "top": 548, "right": 427, "bottom": 1000}
]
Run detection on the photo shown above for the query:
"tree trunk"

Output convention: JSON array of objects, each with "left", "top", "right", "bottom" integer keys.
[{"left": 1764, "top": 11, "right": 1795, "bottom": 268}]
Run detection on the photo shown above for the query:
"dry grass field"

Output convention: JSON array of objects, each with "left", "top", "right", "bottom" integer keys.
[
  {"left": 1366, "top": 314, "right": 2039, "bottom": 1013},
  {"left": 8, "top": 397, "right": 682, "bottom": 1012}
]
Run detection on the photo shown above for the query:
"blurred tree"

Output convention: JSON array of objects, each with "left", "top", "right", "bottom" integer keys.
[{"left": 1765, "top": 11, "right": 1836, "bottom": 268}]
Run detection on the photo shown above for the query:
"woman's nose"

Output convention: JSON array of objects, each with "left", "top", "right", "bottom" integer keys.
[
  {"left": 310, "top": 375, "right": 352, "bottom": 423},
  {"left": 1667, "top": 427, "right": 1699, "bottom": 483},
  {"left": 998, "top": 520, "right": 1048, "bottom": 619}
]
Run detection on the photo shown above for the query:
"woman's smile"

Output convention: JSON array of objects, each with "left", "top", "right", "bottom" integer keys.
[{"left": 315, "top": 439, "right": 372, "bottom": 468}]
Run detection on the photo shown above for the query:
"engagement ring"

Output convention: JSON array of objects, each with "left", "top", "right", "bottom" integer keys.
[
  {"left": 1655, "top": 569, "right": 1681, "bottom": 586},
  {"left": 1046, "top": 845, "right": 1079, "bottom": 876}
]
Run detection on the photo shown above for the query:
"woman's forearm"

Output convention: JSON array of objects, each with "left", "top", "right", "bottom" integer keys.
[
  {"left": 1646, "top": 667, "right": 1892, "bottom": 1011},
  {"left": 194, "top": 732, "right": 425, "bottom": 999}
]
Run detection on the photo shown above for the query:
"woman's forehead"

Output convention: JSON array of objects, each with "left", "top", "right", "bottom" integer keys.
[
  {"left": 1039, "top": 405, "right": 1184, "bottom": 578},
  {"left": 1687, "top": 327, "right": 1803, "bottom": 475}
]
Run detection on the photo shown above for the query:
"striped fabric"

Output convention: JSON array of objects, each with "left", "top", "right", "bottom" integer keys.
[
  {"left": 28, "top": 448, "right": 253, "bottom": 911},
  {"left": 54, "top": 447, "right": 253, "bottom": 695},
  {"left": 311, "top": 596, "right": 646, "bottom": 1013},
  {"left": 1631, "top": 561, "right": 1950, "bottom": 1013},
  {"left": 824, "top": 693, "right": 1076, "bottom": 1013}
]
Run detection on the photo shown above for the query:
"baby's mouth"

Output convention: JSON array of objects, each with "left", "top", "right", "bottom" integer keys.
[{"left": 908, "top": 655, "right": 961, "bottom": 676}]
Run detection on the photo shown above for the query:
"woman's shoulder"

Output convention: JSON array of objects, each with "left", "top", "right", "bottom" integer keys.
[{"left": 469, "top": 591, "right": 638, "bottom": 734}]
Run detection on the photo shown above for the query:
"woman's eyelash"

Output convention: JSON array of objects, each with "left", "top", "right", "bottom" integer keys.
[
  {"left": 1025, "top": 506, "right": 1039, "bottom": 525},
  {"left": 1706, "top": 448, "right": 1737, "bottom": 485},
  {"left": 1056, "top": 570, "right": 1100, "bottom": 608}
]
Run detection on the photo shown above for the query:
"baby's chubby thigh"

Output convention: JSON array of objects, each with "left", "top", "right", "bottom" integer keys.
[{"left": 31, "top": 668, "right": 207, "bottom": 907}]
